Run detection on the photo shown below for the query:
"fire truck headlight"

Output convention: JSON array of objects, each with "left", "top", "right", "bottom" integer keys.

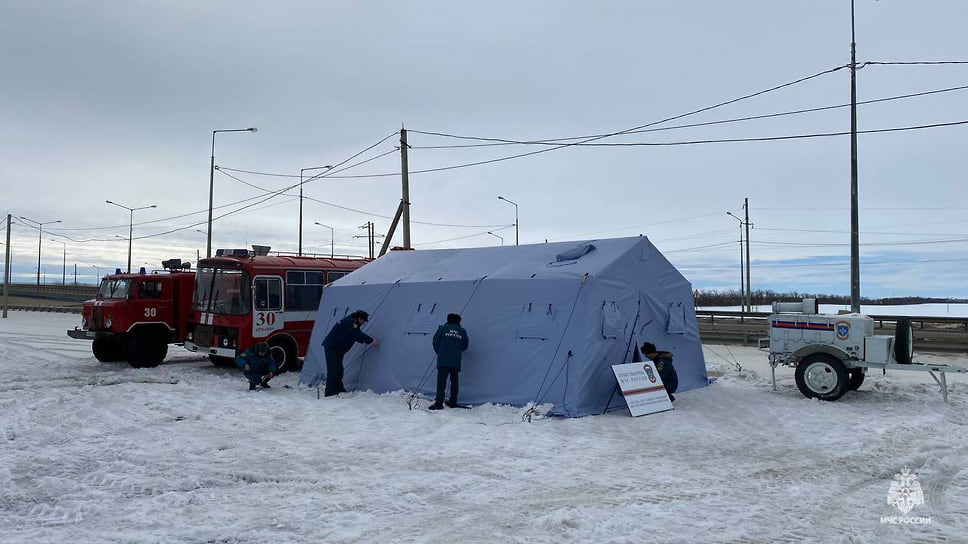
[
  {"left": 105, "top": 318, "right": 113, "bottom": 328},
  {"left": 222, "top": 338, "right": 229, "bottom": 348},
  {"left": 186, "top": 332, "right": 193, "bottom": 341},
  {"left": 81, "top": 317, "right": 88, "bottom": 328}
]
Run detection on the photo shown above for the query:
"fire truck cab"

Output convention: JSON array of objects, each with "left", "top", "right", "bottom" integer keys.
[
  {"left": 67, "top": 259, "right": 196, "bottom": 367},
  {"left": 183, "top": 247, "right": 369, "bottom": 370}
]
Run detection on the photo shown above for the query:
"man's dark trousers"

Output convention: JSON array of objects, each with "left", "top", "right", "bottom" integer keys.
[
  {"left": 324, "top": 346, "right": 348, "bottom": 397},
  {"left": 435, "top": 367, "right": 459, "bottom": 404}
]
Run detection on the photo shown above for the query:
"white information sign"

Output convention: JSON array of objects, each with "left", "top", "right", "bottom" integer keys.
[{"left": 611, "top": 362, "right": 674, "bottom": 417}]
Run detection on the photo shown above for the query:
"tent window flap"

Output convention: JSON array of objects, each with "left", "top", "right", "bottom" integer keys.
[
  {"left": 602, "top": 301, "right": 622, "bottom": 339},
  {"left": 667, "top": 301, "right": 687, "bottom": 334},
  {"left": 406, "top": 303, "right": 440, "bottom": 335},
  {"left": 516, "top": 302, "right": 556, "bottom": 339}
]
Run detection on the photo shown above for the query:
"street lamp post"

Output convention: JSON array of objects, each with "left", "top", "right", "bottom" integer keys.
[
  {"left": 487, "top": 231, "right": 504, "bottom": 246},
  {"left": 314, "top": 222, "right": 335, "bottom": 258},
  {"left": 726, "top": 212, "right": 745, "bottom": 312},
  {"left": 50, "top": 239, "right": 66, "bottom": 285},
  {"left": 106, "top": 200, "right": 157, "bottom": 273},
  {"left": 208, "top": 127, "right": 257, "bottom": 258},
  {"left": 497, "top": 196, "right": 519, "bottom": 246},
  {"left": 19, "top": 216, "right": 61, "bottom": 286},
  {"left": 92, "top": 265, "right": 101, "bottom": 285},
  {"left": 300, "top": 165, "right": 332, "bottom": 256}
]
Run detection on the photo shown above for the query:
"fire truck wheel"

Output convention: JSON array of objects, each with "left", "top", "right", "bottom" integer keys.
[
  {"left": 848, "top": 368, "right": 866, "bottom": 390},
  {"left": 282, "top": 344, "right": 300, "bottom": 371},
  {"left": 209, "top": 355, "right": 235, "bottom": 367},
  {"left": 92, "top": 337, "right": 125, "bottom": 363},
  {"left": 269, "top": 346, "right": 288, "bottom": 373},
  {"left": 267, "top": 342, "right": 299, "bottom": 373},
  {"left": 126, "top": 331, "right": 168, "bottom": 368},
  {"left": 795, "top": 354, "right": 849, "bottom": 401},
  {"left": 894, "top": 318, "right": 914, "bottom": 364}
]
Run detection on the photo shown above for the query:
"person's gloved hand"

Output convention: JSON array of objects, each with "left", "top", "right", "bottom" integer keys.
[
  {"left": 243, "top": 363, "right": 251, "bottom": 372},
  {"left": 265, "top": 372, "right": 274, "bottom": 380}
]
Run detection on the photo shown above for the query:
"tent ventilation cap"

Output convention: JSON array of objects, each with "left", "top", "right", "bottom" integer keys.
[{"left": 555, "top": 243, "right": 596, "bottom": 262}]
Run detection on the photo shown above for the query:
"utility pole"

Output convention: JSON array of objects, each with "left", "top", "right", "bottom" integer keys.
[
  {"left": 726, "top": 210, "right": 745, "bottom": 312},
  {"left": 744, "top": 198, "right": 752, "bottom": 312},
  {"left": 849, "top": 0, "right": 861, "bottom": 313},
  {"left": 3, "top": 214, "right": 10, "bottom": 318},
  {"left": 360, "top": 222, "right": 375, "bottom": 259},
  {"left": 400, "top": 128, "right": 411, "bottom": 249}
]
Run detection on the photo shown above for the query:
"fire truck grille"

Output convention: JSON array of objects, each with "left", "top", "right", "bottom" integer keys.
[
  {"left": 194, "top": 325, "right": 214, "bottom": 348},
  {"left": 91, "top": 307, "right": 104, "bottom": 329}
]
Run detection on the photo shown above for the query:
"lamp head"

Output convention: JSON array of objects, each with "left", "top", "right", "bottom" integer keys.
[{"left": 247, "top": 127, "right": 258, "bottom": 133}]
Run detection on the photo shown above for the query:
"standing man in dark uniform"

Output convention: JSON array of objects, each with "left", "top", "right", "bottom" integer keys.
[
  {"left": 322, "top": 310, "right": 379, "bottom": 397},
  {"left": 429, "top": 313, "right": 469, "bottom": 410}
]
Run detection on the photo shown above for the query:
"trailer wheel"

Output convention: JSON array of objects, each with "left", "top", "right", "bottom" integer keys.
[
  {"left": 895, "top": 318, "right": 914, "bottom": 364},
  {"left": 848, "top": 368, "right": 866, "bottom": 390},
  {"left": 126, "top": 330, "right": 168, "bottom": 368},
  {"left": 93, "top": 337, "right": 125, "bottom": 363},
  {"left": 795, "top": 354, "right": 849, "bottom": 401}
]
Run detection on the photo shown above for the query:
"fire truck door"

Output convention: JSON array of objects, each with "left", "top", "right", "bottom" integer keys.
[{"left": 253, "top": 275, "right": 284, "bottom": 338}]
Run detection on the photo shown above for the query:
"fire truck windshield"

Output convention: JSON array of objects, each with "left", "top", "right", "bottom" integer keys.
[
  {"left": 97, "top": 278, "right": 130, "bottom": 299},
  {"left": 194, "top": 267, "right": 250, "bottom": 315}
]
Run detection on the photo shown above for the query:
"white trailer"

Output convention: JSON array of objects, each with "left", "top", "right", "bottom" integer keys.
[{"left": 761, "top": 299, "right": 968, "bottom": 402}]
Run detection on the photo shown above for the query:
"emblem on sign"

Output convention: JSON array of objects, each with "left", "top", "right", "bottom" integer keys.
[
  {"left": 835, "top": 320, "right": 850, "bottom": 341},
  {"left": 643, "top": 364, "right": 656, "bottom": 383}
]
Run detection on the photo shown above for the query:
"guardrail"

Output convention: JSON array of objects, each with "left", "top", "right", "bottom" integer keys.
[
  {"left": 2, "top": 283, "right": 97, "bottom": 302},
  {"left": 696, "top": 310, "right": 968, "bottom": 353}
]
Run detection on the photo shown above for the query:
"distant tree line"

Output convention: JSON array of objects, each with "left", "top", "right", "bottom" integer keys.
[{"left": 693, "top": 289, "right": 967, "bottom": 307}]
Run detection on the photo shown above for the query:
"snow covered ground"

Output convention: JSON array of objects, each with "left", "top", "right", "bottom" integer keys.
[{"left": 2, "top": 311, "right": 967, "bottom": 543}]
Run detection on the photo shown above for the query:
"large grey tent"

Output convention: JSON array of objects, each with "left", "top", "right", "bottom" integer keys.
[{"left": 300, "top": 236, "right": 707, "bottom": 417}]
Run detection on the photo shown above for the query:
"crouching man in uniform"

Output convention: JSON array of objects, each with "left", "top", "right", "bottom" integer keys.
[
  {"left": 641, "top": 341, "right": 679, "bottom": 402},
  {"left": 236, "top": 342, "right": 277, "bottom": 391},
  {"left": 429, "top": 313, "right": 470, "bottom": 410}
]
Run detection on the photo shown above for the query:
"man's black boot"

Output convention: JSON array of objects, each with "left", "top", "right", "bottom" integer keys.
[{"left": 428, "top": 402, "right": 444, "bottom": 410}]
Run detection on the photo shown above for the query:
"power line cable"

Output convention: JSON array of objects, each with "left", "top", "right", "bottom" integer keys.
[
  {"left": 410, "top": 64, "right": 848, "bottom": 144},
  {"left": 507, "top": 119, "right": 968, "bottom": 147},
  {"left": 865, "top": 60, "right": 968, "bottom": 66},
  {"left": 413, "top": 225, "right": 516, "bottom": 246},
  {"left": 409, "top": 83, "right": 968, "bottom": 149}
]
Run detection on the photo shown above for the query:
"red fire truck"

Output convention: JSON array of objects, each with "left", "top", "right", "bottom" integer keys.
[
  {"left": 183, "top": 248, "right": 370, "bottom": 369},
  {"left": 67, "top": 259, "right": 196, "bottom": 368}
]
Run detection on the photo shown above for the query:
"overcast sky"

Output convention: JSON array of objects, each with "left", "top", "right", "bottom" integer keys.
[{"left": 2, "top": 1, "right": 966, "bottom": 298}]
